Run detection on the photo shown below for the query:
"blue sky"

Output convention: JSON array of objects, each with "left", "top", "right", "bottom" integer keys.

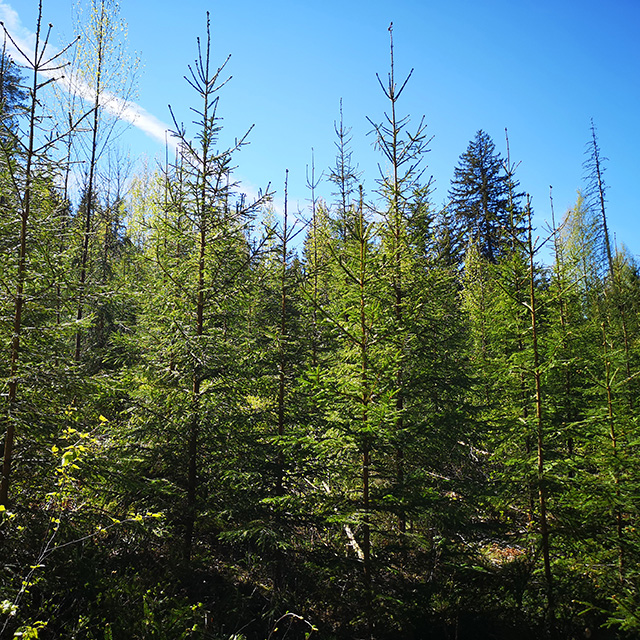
[{"left": 8, "top": 0, "right": 640, "bottom": 258}]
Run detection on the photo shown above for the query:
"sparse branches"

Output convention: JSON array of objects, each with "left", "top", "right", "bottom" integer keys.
[
  {"left": 328, "top": 100, "right": 360, "bottom": 239},
  {"left": 583, "top": 119, "right": 613, "bottom": 277},
  {"left": 367, "top": 24, "right": 432, "bottom": 201}
]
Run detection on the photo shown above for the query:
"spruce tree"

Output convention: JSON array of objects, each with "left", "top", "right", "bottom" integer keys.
[
  {"left": 0, "top": 9, "right": 80, "bottom": 508},
  {"left": 367, "top": 22, "right": 432, "bottom": 537},
  {"left": 449, "top": 130, "right": 519, "bottom": 263},
  {"left": 125, "top": 14, "right": 270, "bottom": 561}
]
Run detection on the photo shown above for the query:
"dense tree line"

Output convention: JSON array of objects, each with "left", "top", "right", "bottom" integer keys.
[{"left": 1, "top": 5, "right": 639, "bottom": 639}]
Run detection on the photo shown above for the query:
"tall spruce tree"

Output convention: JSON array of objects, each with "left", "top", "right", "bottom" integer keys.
[
  {"left": 367, "top": 22, "right": 432, "bottom": 537},
  {"left": 126, "top": 14, "right": 270, "bottom": 561},
  {"left": 449, "top": 130, "right": 518, "bottom": 263}
]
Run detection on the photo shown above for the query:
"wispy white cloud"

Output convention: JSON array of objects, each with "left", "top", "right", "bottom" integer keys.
[
  {"left": 0, "top": 2, "right": 174, "bottom": 148},
  {"left": 62, "top": 68, "right": 175, "bottom": 147}
]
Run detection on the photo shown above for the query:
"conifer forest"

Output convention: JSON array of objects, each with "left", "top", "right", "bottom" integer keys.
[{"left": 2, "top": 2, "right": 640, "bottom": 639}]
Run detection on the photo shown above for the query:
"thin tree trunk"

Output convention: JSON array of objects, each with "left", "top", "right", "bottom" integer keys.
[
  {"left": 526, "top": 202, "right": 553, "bottom": 616},
  {"left": 1, "top": 7, "right": 42, "bottom": 507},
  {"left": 601, "top": 322, "right": 624, "bottom": 579},
  {"left": 184, "top": 178, "right": 207, "bottom": 560},
  {"left": 358, "top": 185, "right": 371, "bottom": 577},
  {"left": 75, "top": 1, "right": 106, "bottom": 362},
  {"left": 357, "top": 185, "right": 374, "bottom": 639},
  {"left": 275, "top": 171, "right": 289, "bottom": 497},
  {"left": 307, "top": 152, "right": 320, "bottom": 368}
]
